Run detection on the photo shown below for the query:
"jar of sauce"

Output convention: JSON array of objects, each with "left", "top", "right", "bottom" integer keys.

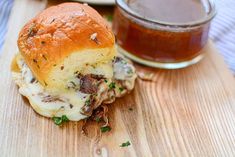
[{"left": 113, "top": 0, "right": 216, "bottom": 69}]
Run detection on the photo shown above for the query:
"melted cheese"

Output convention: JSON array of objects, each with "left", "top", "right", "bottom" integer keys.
[
  {"left": 12, "top": 54, "right": 137, "bottom": 122},
  {"left": 12, "top": 58, "right": 89, "bottom": 121}
]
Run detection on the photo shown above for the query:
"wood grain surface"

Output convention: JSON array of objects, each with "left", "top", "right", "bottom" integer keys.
[{"left": 1, "top": 0, "right": 235, "bottom": 157}]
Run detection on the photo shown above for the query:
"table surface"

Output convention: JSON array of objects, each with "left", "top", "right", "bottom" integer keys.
[{"left": 1, "top": 0, "right": 235, "bottom": 157}]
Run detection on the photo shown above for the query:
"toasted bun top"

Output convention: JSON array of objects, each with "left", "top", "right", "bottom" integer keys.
[{"left": 17, "top": 3, "right": 115, "bottom": 90}]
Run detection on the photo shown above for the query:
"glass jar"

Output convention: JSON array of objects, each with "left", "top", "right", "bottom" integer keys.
[{"left": 113, "top": 0, "right": 216, "bottom": 69}]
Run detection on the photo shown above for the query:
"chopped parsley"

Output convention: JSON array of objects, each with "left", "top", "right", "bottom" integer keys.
[
  {"left": 127, "top": 69, "right": 133, "bottom": 75},
  {"left": 121, "top": 60, "right": 127, "bottom": 64},
  {"left": 85, "top": 99, "right": 91, "bottom": 106},
  {"left": 100, "top": 126, "right": 111, "bottom": 133},
  {"left": 52, "top": 115, "right": 69, "bottom": 125},
  {"left": 120, "top": 141, "right": 131, "bottom": 147},
  {"left": 62, "top": 115, "right": 69, "bottom": 121},
  {"left": 109, "top": 82, "right": 116, "bottom": 90},
  {"left": 106, "top": 15, "right": 113, "bottom": 22},
  {"left": 95, "top": 117, "right": 101, "bottom": 122},
  {"left": 119, "top": 87, "right": 124, "bottom": 92},
  {"left": 104, "top": 79, "right": 108, "bottom": 83}
]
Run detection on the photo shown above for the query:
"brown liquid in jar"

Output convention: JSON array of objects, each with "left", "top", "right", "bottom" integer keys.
[{"left": 113, "top": 0, "right": 210, "bottom": 63}]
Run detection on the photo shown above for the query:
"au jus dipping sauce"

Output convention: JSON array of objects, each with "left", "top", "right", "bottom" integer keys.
[{"left": 113, "top": 0, "right": 216, "bottom": 68}]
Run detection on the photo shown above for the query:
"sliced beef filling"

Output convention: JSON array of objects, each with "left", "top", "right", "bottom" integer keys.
[
  {"left": 14, "top": 54, "right": 135, "bottom": 121},
  {"left": 79, "top": 75, "right": 109, "bottom": 116},
  {"left": 80, "top": 80, "right": 116, "bottom": 116},
  {"left": 80, "top": 56, "right": 136, "bottom": 116},
  {"left": 79, "top": 74, "right": 99, "bottom": 94}
]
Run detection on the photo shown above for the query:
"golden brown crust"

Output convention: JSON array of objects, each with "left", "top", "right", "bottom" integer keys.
[{"left": 17, "top": 3, "right": 115, "bottom": 86}]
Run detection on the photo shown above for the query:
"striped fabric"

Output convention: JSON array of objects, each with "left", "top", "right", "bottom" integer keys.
[
  {"left": 0, "top": 0, "right": 234, "bottom": 73},
  {"left": 210, "top": 0, "right": 235, "bottom": 74},
  {"left": 0, "top": 0, "right": 13, "bottom": 52}
]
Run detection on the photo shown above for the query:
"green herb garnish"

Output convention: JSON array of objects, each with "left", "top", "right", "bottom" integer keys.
[
  {"left": 120, "top": 141, "right": 131, "bottom": 147},
  {"left": 109, "top": 82, "right": 116, "bottom": 90},
  {"left": 85, "top": 99, "right": 91, "bottom": 106},
  {"left": 119, "top": 87, "right": 124, "bottom": 92},
  {"left": 52, "top": 115, "right": 69, "bottom": 125},
  {"left": 61, "top": 115, "right": 69, "bottom": 122},
  {"left": 95, "top": 117, "right": 101, "bottom": 122},
  {"left": 106, "top": 15, "right": 113, "bottom": 22},
  {"left": 104, "top": 79, "right": 108, "bottom": 83},
  {"left": 100, "top": 126, "right": 111, "bottom": 133},
  {"left": 127, "top": 69, "right": 133, "bottom": 74},
  {"left": 121, "top": 60, "right": 127, "bottom": 64}
]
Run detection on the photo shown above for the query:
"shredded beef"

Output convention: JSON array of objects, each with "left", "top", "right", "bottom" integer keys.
[
  {"left": 79, "top": 75, "right": 98, "bottom": 94},
  {"left": 90, "top": 74, "right": 105, "bottom": 80}
]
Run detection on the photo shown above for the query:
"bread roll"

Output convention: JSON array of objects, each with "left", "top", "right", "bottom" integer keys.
[
  {"left": 17, "top": 3, "right": 115, "bottom": 90},
  {"left": 11, "top": 2, "right": 136, "bottom": 122}
]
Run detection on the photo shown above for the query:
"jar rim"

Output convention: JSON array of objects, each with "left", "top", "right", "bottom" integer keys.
[{"left": 115, "top": 0, "right": 217, "bottom": 28}]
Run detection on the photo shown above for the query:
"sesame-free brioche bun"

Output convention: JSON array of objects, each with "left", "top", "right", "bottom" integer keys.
[{"left": 17, "top": 3, "right": 116, "bottom": 90}]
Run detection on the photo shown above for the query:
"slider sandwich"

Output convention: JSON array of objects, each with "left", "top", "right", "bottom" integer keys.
[{"left": 11, "top": 3, "right": 136, "bottom": 122}]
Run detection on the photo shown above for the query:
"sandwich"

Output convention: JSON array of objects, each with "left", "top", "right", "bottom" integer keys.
[{"left": 11, "top": 3, "right": 136, "bottom": 122}]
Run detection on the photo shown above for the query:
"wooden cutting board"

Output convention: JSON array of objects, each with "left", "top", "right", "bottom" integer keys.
[{"left": 1, "top": 0, "right": 235, "bottom": 156}]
